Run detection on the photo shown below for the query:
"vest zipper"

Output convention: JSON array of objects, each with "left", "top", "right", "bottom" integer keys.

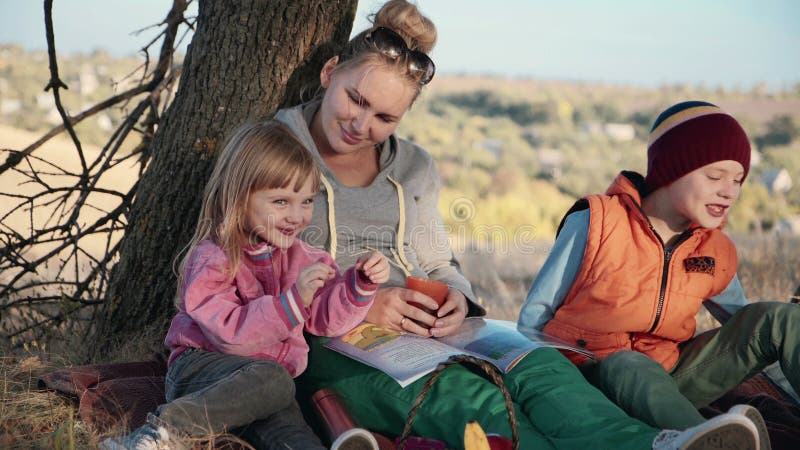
[
  {"left": 623, "top": 193, "right": 696, "bottom": 334},
  {"left": 647, "top": 229, "right": 693, "bottom": 333}
]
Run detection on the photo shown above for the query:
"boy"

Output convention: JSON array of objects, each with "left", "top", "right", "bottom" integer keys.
[{"left": 518, "top": 101, "right": 799, "bottom": 447}]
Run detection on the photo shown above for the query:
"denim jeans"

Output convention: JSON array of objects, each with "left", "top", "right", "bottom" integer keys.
[
  {"left": 155, "top": 348, "right": 325, "bottom": 450},
  {"left": 581, "top": 301, "right": 800, "bottom": 430}
]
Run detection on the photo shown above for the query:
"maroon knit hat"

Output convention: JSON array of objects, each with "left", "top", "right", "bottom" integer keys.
[{"left": 645, "top": 101, "right": 751, "bottom": 191}]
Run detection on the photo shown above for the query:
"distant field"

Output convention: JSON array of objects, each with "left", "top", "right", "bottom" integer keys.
[
  {"left": 0, "top": 124, "right": 139, "bottom": 258},
  {"left": 427, "top": 75, "right": 800, "bottom": 127}
]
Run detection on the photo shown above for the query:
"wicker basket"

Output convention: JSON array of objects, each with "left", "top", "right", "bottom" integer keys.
[{"left": 396, "top": 354, "right": 520, "bottom": 450}]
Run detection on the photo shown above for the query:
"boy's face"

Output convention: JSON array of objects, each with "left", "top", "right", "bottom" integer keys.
[
  {"left": 245, "top": 175, "right": 316, "bottom": 250},
  {"left": 666, "top": 160, "right": 745, "bottom": 229}
]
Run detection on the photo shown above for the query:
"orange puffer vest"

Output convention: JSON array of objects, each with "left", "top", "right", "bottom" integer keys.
[{"left": 543, "top": 172, "right": 737, "bottom": 370}]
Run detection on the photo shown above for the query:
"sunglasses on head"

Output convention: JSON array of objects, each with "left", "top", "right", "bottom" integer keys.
[{"left": 365, "top": 27, "right": 436, "bottom": 85}]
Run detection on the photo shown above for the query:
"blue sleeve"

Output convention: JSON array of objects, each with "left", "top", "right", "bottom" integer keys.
[
  {"left": 517, "top": 209, "right": 588, "bottom": 336},
  {"left": 703, "top": 274, "right": 749, "bottom": 323}
]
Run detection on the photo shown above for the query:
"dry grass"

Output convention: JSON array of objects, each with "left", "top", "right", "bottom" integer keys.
[
  {"left": 0, "top": 356, "right": 94, "bottom": 449},
  {"left": 460, "top": 233, "right": 800, "bottom": 326},
  {"left": 0, "top": 123, "right": 138, "bottom": 258},
  {"left": 0, "top": 354, "right": 255, "bottom": 449}
]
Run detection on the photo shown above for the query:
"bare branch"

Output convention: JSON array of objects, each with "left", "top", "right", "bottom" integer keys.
[{"left": 1, "top": 0, "right": 192, "bottom": 343}]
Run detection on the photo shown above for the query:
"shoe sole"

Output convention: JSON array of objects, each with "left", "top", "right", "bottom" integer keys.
[
  {"left": 681, "top": 422, "right": 757, "bottom": 450},
  {"left": 335, "top": 435, "right": 378, "bottom": 450},
  {"left": 331, "top": 428, "right": 379, "bottom": 450},
  {"left": 729, "top": 405, "right": 771, "bottom": 450}
]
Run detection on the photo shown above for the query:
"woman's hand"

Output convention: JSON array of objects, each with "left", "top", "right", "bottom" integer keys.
[
  {"left": 429, "top": 289, "right": 467, "bottom": 337},
  {"left": 365, "top": 286, "right": 468, "bottom": 337},
  {"left": 366, "top": 287, "right": 440, "bottom": 336},
  {"left": 295, "top": 262, "right": 335, "bottom": 306}
]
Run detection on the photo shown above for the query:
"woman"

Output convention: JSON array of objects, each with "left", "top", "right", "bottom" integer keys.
[{"left": 274, "top": 1, "right": 761, "bottom": 449}]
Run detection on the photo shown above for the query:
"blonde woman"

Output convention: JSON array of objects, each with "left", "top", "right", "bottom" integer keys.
[{"left": 278, "top": 1, "right": 761, "bottom": 449}]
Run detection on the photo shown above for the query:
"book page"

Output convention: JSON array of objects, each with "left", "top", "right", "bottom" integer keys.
[
  {"left": 324, "top": 323, "right": 463, "bottom": 387},
  {"left": 437, "top": 318, "right": 549, "bottom": 371},
  {"left": 324, "top": 319, "right": 598, "bottom": 387}
]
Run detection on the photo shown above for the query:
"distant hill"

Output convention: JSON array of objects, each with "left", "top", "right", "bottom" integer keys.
[{"left": 2, "top": 45, "right": 799, "bottom": 237}]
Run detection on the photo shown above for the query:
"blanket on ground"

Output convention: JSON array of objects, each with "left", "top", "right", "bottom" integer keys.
[{"left": 40, "top": 360, "right": 799, "bottom": 450}]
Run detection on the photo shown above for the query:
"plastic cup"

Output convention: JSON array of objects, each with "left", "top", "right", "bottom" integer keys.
[{"left": 405, "top": 276, "right": 449, "bottom": 310}]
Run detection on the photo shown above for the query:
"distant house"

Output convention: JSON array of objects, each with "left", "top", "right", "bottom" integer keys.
[
  {"left": 603, "top": 123, "right": 636, "bottom": 141},
  {"left": 581, "top": 122, "right": 603, "bottom": 136},
  {"left": 537, "top": 148, "right": 563, "bottom": 180},
  {"left": 774, "top": 215, "right": 800, "bottom": 236},
  {"left": 1, "top": 98, "right": 21, "bottom": 115},
  {"left": 476, "top": 139, "right": 504, "bottom": 160},
  {"left": 581, "top": 122, "right": 636, "bottom": 141},
  {"left": 521, "top": 127, "right": 541, "bottom": 147},
  {"left": 750, "top": 149, "right": 762, "bottom": 167},
  {"left": 79, "top": 65, "right": 100, "bottom": 95},
  {"left": 761, "top": 168, "right": 792, "bottom": 194},
  {"left": 36, "top": 93, "right": 55, "bottom": 110}
]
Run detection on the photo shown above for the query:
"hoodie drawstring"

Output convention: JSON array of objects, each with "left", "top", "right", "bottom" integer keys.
[
  {"left": 387, "top": 175, "right": 414, "bottom": 276},
  {"left": 320, "top": 173, "right": 415, "bottom": 277},
  {"left": 320, "top": 174, "right": 338, "bottom": 260}
]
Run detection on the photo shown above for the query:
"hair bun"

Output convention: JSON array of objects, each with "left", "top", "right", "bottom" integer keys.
[{"left": 371, "top": 0, "right": 436, "bottom": 53}]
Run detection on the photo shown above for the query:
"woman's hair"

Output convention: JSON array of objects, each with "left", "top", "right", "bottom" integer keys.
[
  {"left": 335, "top": 0, "right": 437, "bottom": 97},
  {"left": 175, "top": 120, "right": 320, "bottom": 293}
]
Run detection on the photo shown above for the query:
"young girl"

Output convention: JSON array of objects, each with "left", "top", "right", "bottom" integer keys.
[
  {"left": 101, "top": 121, "right": 388, "bottom": 450},
  {"left": 518, "top": 101, "right": 798, "bottom": 449}
]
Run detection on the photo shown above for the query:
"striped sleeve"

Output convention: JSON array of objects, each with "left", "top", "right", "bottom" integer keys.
[
  {"left": 349, "top": 268, "right": 378, "bottom": 303},
  {"left": 275, "top": 285, "right": 310, "bottom": 328}
]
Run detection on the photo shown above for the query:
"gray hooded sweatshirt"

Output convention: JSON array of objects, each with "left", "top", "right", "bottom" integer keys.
[{"left": 275, "top": 102, "right": 483, "bottom": 315}]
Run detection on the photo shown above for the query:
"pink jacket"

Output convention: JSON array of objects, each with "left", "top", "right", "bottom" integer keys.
[{"left": 164, "top": 239, "right": 377, "bottom": 377}]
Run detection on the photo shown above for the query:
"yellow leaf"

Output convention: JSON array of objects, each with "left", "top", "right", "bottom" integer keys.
[{"left": 464, "top": 420, "right": 491, "bottom": 450}]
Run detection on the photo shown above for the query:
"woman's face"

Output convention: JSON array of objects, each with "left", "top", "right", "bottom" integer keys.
[{"left": 312, "top": 58, "right": 416, "bottom": 156}]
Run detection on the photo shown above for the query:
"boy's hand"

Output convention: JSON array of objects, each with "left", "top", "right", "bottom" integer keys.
[
  {"left": 355, "top": 251, "right": 390, "bottom": 284},
  {"left": 296, "top": 262, "right": 335, "bottom": 306}
]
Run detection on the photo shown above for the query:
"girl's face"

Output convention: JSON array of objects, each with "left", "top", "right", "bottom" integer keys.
[
  {"left": 312, "top": 58, "right": 416, "bottom": 156},
  {"left": 245, "top": 175, "right": 316, "bottom": 250},
  {"left": 665, "top": 160, "right": 745, "bottom": 230}
]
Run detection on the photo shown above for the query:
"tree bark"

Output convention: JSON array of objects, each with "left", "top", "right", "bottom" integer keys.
[{"left": 92, "top": 0, "right": 358, "bottom": 357}]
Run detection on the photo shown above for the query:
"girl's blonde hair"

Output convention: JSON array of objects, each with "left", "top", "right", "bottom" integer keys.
[
  {"left": 334, "top": 0, "right": 437, "bottom": 98},
  {"left": 175, "top": 120, "right": 320, "bottom": 294}
]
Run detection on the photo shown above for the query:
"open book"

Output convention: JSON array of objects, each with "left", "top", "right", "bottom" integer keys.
[{"left": 324, "top": 317, "right": 596, "bottom": 387}]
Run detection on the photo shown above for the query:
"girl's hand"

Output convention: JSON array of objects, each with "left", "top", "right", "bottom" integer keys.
[
  {"left": 354, "top": 251, "right": 390, "bottom": 284},
  {"left": 366, "top": 287, "right": 441, "bottom": 336},
  {"left": 429, "top": 289, "right": 468, "bottom": 337},
  {"left": 296, "top": 262, "right": 335, "bottom": 306}
]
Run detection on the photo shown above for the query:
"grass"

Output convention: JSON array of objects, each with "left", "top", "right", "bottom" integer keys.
[
  {"left": 0, "top": 352, "right": 253, "bottom": 449},
  {"left": 0, "top": 356, "right": 91, "bottom": 449}
]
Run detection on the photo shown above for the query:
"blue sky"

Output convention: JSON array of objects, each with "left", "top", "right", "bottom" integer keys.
[{"left": 2, "top": 0, "right": 798, "bottom": 89}]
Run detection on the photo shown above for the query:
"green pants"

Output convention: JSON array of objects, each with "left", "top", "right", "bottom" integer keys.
[
  {"left": 297, "top": 339, "right": 658, "bottom": 450},
  {"left": 582, "top": 301, "right": 800, "bottom": 430}
]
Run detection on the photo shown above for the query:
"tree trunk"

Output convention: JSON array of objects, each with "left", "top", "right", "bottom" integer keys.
[{"left": 91, "top": 0, "right": 358, "bottom": 358}]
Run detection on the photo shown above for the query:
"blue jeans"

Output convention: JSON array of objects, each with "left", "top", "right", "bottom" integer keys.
[{"left": 155, "top": 348, "right": 325, "bottom": 450}]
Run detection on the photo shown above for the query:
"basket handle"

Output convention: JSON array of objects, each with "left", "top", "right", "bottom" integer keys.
[{"left": 397, "top": 354, "right": 519, "bottom": 450}]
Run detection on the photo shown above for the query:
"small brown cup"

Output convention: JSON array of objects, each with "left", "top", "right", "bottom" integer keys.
[{"left": 405, "top": 276, "right": 449, "bottom": 310}]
